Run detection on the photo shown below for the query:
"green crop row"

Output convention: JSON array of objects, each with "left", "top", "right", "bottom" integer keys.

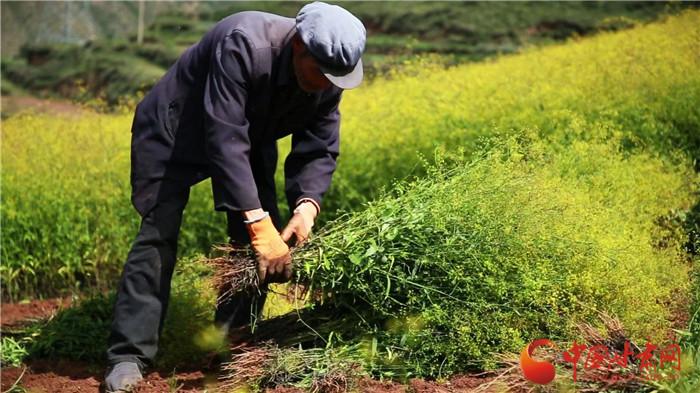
[{"left": 1, "top": 111, "right": 227, "bottom": 300}]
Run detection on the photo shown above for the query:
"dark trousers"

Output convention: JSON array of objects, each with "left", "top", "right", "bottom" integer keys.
[{"left": 106, "top": 186, "right": 269, "bottom": 369}]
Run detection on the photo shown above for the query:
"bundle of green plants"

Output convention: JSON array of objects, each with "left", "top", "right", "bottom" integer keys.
[
  {"left": 213, "top": 133, "right": 695, "bottom": 385},
  {"left": 221, "top": 342, "right": 368, "bottom": 392}
]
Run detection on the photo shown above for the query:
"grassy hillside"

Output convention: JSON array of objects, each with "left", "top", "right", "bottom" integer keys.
[
  {"left": 311, "top": 9, "right": 700, "bottom": 214},
  {"left": 0, "top": 1, "right": 168, "bottom": 57},
  {"left": 1, "top": 1, "right": 695, "bottom": 106},
  {"left": 2, "top": 10, "right": 698, "bottom": 306}
]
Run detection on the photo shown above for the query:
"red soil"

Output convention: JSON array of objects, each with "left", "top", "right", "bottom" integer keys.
[
  {"left": 1, "top": 297, "right": 73, "bottom": 328},
  {"left": 0, "top": 297, "right": 502, "bottom": 392},
  {"left": 5, "top": 293, "right": 688, "bottom": 392},
  {"left": 1, "top": 359, "right": 216, "bottom": 393},
  {"left": 2, "top": 360, "right": 498, "bottom": 393}
]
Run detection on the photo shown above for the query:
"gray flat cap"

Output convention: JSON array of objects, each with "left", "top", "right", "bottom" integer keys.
[{"left": 296, "top": 1, "right": 366, "bottom": 89}]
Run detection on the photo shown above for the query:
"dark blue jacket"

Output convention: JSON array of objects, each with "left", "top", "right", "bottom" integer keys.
[{"left": 130, "top": 11, "right": 342, "bottom": 221}]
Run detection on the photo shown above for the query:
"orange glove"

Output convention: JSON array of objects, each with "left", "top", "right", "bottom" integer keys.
[{"left": 246, "top": 215, "right": 292, "bottom": 283}]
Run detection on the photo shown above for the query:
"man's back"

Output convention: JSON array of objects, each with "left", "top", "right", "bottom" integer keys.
[
  {"left": 147, "top": 11, "right": 297, "bottom": 107},
  {"left": 137, "top": 11, "right": 297, "bottom": 142},
  {"left": 130, "top": 11, "right": 309, "bottom": 217}
]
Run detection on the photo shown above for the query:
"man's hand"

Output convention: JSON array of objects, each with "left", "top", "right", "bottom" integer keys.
[
  {"left": 245, "top": 211, "right": 292, "bottom": 283},
  {"left": 281, "top": 201, "right": 318, "bottom": 246}
]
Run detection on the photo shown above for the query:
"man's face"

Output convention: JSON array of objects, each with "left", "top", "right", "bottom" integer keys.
[{"left": 292, "top": 36, "right": 333, "bottom": 93}]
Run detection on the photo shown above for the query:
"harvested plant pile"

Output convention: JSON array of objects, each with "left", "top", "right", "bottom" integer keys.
[{"left": 214, "top": 134, "right": 696, "bottom": 389}]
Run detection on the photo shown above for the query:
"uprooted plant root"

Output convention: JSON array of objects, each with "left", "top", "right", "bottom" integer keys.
[
  {"left": 207, "top": 244, "right": 260, "bottom": 304},
  {"left": 309, "top": 367, "right": 362, "bottom": 393},
  {"left": 219, "top": 342, "right": 276, "bottom": 391},
  {"left": 219, "top": 341, "right": 363, "bottom": 393},
  {"left": 207, "top": 243, "right": 312, "bottom": 306}
]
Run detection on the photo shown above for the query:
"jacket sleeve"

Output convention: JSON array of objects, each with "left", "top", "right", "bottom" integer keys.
[
  {"left": 204, "top": 32, "right": 261, "bottom": 212},
  {"left": 284, "top": 88, "right": 342, "bottom": 212}
]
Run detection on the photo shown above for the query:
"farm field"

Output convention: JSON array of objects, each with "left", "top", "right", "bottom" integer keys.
[
  {"left": 1, "top": 7, "right": 699, "bottom": 393},
  {"left": 3, "top": 1, "right": 696, "bottom": 106}
]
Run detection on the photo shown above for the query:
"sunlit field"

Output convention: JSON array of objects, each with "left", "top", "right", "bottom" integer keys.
[{"left": 2, "top": 10, "right": 698, "bottom": 392}]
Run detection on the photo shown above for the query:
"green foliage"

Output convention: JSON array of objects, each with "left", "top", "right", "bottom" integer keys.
[
  {"left": 2, "top": 41, "right": 166, "bottom": 105},
  {"left": 25, "top": 293, "right": 114, "bottom": 361},
  {"left": 645, "top": 342, "right": 700, "bottom": 393},
  {"left": 651, "top": 249, "right": 700, "bottom": 391},
  {"left": 206, "top": 1, "right": 695, "bottom": 62},
  {"left": 9, "top": 256, "right": 219, "bottom": 369},
  {"left": 0, "top": 336, "right": 29, "bottom": 367},
  {"left": 309, "top": 9, "right": 700, "bottom": 216},
  {"left": 282, "top": 133, "right": 695, "bottom": 378},
  {"left": 0, "top": 111, "right": 227, "bottom": 300},
  {"left": 1, "top": 10, "right": 698, "bottom": 383},
  {"left": 156, "top": 256, "right": 221, "bottom": 368},
  {"left": 3, "top": 1, "right": 694, "bottom": 105}
]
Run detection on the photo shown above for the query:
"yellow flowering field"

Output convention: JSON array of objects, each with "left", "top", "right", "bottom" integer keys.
[{"left": 2, "top": 10, "right": 698, "bottom": 304}]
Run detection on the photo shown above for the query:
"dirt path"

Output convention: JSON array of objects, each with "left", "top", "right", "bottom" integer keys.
[
  {"left": 1, "top": 297, "right": 73, "bottom": 328},
  {"left": 1, "top": 95, "right": 89, "bottom": 118},
  {"left": 1, "top": 361, "right": 497, "bottom": 393},
  {"left": 1, "top": 360, "right": 218, "bottom": 393}
]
